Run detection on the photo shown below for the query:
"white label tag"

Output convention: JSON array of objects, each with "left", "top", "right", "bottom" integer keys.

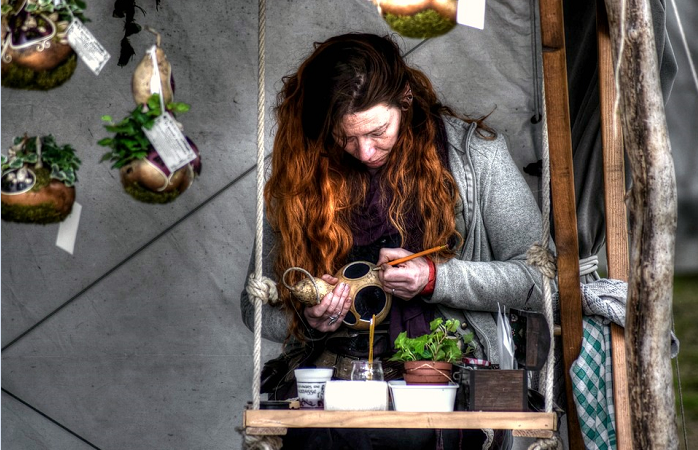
[
  {"left": 66, "top": 20, "right": 110, "bottom": 75},
  {"left": 142, "top": 114, "right": 197, "bottom": 173},
  {"left": 457, "top": 0, "right": 486, "bottom": 30},
  {"left": 56, "top": 202, "right": 82, "bottom": 255},
  {"left": 148, "top": 46, "right": 163, "bottom": 97}
]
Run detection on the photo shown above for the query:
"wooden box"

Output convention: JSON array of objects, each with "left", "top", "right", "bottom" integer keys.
[{"left": 469, "top": 370, "right": 528, "bottom": 412}]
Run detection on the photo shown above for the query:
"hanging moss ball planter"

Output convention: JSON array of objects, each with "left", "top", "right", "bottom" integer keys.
[
  {"left": 1, "top": 1, "right": 89, "bottom": 90},
  {"left": 1, "top": 134, "right": 80, "bottom": 224},
  {"left": 99, "top": 94, "right": 202, "bottom": 205},
  {"left": 118, "top": 141, "right": 201, "bottom": 204},
  {"left": 373, "top": 0, "right": 458, "bottom": 39}
]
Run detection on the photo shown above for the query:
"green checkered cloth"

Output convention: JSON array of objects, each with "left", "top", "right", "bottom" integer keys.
[{"left": 570, "top": 316, "right": 617, "bottom": 450}]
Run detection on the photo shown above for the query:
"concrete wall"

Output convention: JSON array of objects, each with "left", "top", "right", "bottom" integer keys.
[{"left": 2, "top": 0, "right": 696, "bottom": 449}]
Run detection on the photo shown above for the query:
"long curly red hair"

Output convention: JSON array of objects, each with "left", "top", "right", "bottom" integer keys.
[{"left": 266, "top": 34, "right": 481, "bottom": 341}]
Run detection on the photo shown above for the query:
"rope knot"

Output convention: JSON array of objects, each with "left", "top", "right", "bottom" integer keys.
[
  {"left": 526, "top": 243, "right": 557, "bottom": 280},
  {"left": 238, "top": 427, "right": 283, "bottom": 450},
  {"left": 527, "top": 435, "right": 563, "bottom": 450},
  {"left": 246, "top": 274, "right": 280, "bottom": 305}
]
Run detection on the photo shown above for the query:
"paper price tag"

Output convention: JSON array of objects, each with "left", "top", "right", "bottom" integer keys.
[
  {"left": 66, "top": 20, "right": 110, "bottom": 75},
  {"left": 142, "top": 114, "right": 197, "bottom": 173},
  {"left": 56, "top": 202, "right": 82, "bottom": 255},
  {"left": 457, "top": 0, "right": 486, "bottom": 30}
]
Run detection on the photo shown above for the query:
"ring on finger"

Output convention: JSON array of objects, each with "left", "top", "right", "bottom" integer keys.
[
  {"left": 328, "top": 315, "right": 339, "bottom": 325},
  {"left": 391, "top": 288, "right": 395, "bottom": 296}
]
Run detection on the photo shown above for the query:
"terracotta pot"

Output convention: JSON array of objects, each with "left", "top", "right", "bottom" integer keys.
[{"left": 403, "top": 361, "right": 453, "bottom": 385}]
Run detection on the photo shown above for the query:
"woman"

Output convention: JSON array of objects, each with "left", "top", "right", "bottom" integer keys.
[{"left": 241, "top": 33, "right": 544, "bottom": 449}]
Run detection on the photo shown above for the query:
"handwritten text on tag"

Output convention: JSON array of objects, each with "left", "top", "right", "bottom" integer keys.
[
  {"left": 66, "top": 20, "right": 110, "bottom": 75},
  {"left": 142, "top": 114, "right": 197, "bottom": 173}
]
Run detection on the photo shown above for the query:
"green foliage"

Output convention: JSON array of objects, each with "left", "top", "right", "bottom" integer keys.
[
  {"left": 98, "top": 93, "right": 191, "bottom": 169},
  {"left": 3, "top": 0, "right": 89, "bottom": 23},
  {"left": 390, "top": 318, "right": 466, "bottom": 363},
  {"left": 1, "top": 135, "right": 80, "bottom": 187}
]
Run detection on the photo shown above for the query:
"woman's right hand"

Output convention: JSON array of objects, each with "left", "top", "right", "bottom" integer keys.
[{"left": 303, "top": 274, "right": 352, "bottom": 332}]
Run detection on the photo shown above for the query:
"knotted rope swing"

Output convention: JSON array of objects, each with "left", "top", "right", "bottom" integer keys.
[{"left": 239, "top": 1, "right": 562, "bottom": 448}]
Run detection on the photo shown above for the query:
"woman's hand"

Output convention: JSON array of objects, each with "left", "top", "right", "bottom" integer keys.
[
  {"left": 377, "top": 247, "right": 430, "bottom": 299},
  {"left": 303, "top": 274, "right": 352, "bottom": 332}
]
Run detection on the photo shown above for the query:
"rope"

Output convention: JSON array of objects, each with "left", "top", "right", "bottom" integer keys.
[
  {"left": 526, "top": 435, "right": 563, "bottom": 450},
  {"left": 251, "top": 0, "right": 267, "bottom": 413},
  {"left": 241, "top": 0, "right": 283, "bottom": 447},
  {"left": 669, "top": 0, "right": 698, "bottom": 96},
  {"left": 239, "top": 430, "right": 283, "bottom": 450},
  {"left": 525, "top": 77, "right": 556, "bottom": 415}
]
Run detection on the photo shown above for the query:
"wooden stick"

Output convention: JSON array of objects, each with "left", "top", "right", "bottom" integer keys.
[
  {"left": 596, "top": 2, "right": 633, "bottom": 448},
  {"left": 538, "top": 0, "right": 585, "bottom": 448},
  {"left": 604, "top": 0, "right": 679, "bottom": 447},
  {"left": 372, "top": 244, "right": 447, "bottom": 270}
]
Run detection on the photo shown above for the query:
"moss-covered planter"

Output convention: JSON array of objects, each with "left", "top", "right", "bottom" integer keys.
[
  {"left": 1, "top": 166, "right": 76, "bottom": 224},
  {"left": 376, "top": 1, "right": 458, "bottom": 39},
  {"left": 119, "top": 150, "right": 199, "bottom": 204},
  {"left": 1, "top": 134, "right": 81, "bottom": 224},
  {"left": 1, "top": 50, "right": 77, "bottom": 90},
  {"left": 1, "top": 1, "right": 88, "bottom": 89}
]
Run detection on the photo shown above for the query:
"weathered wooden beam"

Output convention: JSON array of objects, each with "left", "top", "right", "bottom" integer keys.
[
  {"left": 596, "top": 2, "right": 633, "bottom": 449},
  {"left": 538, "top": 0, "right": 585, "bottom": 449},
  {"left": 604, "top": 1, "right": 679, "bottom": 449}
]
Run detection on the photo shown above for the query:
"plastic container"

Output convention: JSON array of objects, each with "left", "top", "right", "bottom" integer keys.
[
  {"left": 388, "top": 380, "right": 459, "bottom": 412},
  {"left": 294, "top": 368, "right": 333, "bottom": 408},
  {"left": 324, "top": 380, "right": 389, "bottom": 411}
]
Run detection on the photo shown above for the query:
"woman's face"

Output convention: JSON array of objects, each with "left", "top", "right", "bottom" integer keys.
[{"left": 339, "top": 103, "right": 401, "bottom": 172}]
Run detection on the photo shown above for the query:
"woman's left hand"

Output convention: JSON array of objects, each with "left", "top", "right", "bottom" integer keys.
[{"left": 376, "top": 247, "right": 430, "bottom": 300}]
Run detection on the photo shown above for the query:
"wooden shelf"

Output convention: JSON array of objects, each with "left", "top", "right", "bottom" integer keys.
[{"left": 244, "top": 410, "right": 557, "bottom": 436}]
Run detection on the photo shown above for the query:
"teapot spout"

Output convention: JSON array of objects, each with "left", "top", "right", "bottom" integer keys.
[{"left": 290, "top": 277, "right": 334, "bottom": 306}]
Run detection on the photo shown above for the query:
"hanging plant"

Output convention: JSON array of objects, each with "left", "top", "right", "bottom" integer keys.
[
  {"left": 372, "top": 0, "right": 458, "bottom": 39},
  {"left": 1, "top": 134, "right": 81, "bottom": 224},
  {"left": 1, "top": 0, "right": 89, "bottom": 90},
  {"left": 98, "top": 93, "right": 201, "bottom": 204}
]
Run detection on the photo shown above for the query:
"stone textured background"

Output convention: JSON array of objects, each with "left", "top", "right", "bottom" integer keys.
[{"left": 2, "top": 0, "right": 695, "bottom": 449}]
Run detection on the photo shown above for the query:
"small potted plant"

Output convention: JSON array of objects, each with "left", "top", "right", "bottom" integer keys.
[
  {"left": 1, "top": 134, "right": 80, "bottom": 223},
  {"left": 98, "top": 93, "right": 201, "bottom": 204},
  {"left": 1, "top": 0, "right": 89, "bottom": 90},
  {"left": 390, "top": 317, "right": 468, "bottom": 385}
]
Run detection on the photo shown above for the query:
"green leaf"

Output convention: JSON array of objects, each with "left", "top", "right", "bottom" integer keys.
[
  {"left": 97, "top": 138, "right": 113, "bottom": 147},
  {"left": 167, "top": 102, "right": 191, "bottom": 114},
  {"left": 147, "top": 94, "right": 161, "bottom": 111},
  {"left": 101, "top": 115, "right": 113, "bottom": 122}
]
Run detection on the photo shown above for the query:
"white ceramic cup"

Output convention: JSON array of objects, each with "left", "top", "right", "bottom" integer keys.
[{"left": 295, "top": 368, "right": 333, "bottom": 408}]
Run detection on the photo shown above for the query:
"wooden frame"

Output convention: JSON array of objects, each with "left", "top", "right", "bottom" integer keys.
[{"left": 244, "top": 410, "right": 557, "bottom": 436}]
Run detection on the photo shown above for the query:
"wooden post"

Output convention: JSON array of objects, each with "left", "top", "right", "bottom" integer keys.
[
  {"left": 537, "top": 0, "right": 584, "bottom": 449},
  {"left": 596, "top": 2, "right": 634, "bottom": 449},
  {"left": 603, "top": 0, "right": 679, "bottom": 449}
]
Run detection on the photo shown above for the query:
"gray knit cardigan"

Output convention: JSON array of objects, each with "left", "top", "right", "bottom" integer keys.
[{"left": 240, "top": 115, "right": 546, "bottom": 364}]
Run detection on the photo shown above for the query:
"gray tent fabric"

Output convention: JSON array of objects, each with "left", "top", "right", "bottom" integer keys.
[{"left": 563, "top": 0, "right": 677, "bottom": 261}]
